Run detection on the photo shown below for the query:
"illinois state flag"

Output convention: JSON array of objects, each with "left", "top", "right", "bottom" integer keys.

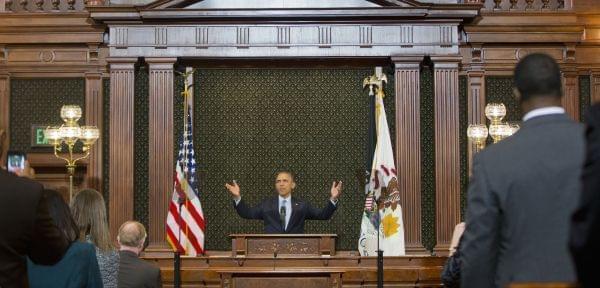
[
  {"left": 358, "top": 80, "right": 406, "bottom": 256},
  {"left": 166, "top": 106, "right": 206, "bottom": 256}
]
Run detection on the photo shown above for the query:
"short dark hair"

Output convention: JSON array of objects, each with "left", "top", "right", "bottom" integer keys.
[
  {"left": 513, "top": 53, "right": 562, "bottom": 101},
  {"left": 43, "top": 189, "right": 79, "bottom": 243},
  {"left": 275, "top": 170, "right": 295, "bottom": 181}
]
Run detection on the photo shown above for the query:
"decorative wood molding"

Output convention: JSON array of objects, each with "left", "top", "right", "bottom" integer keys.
[
  {"left": 391, "top": 55, "right": 426, "bottom": 254},
  {"left": 562, "top": 69, "right": 579, "bottom": 121},
  {"left": 104, "top": 24, "right": 461, "bottom": 58},
  {"left": 431, "top": 56, "right": 461, "bottom": 256},
  {"left": 85, "top": 72, "right": 103, "bottom": 193},
  {"left": 107, "top": 57, "right": 136, "bottom": 242},
  {"left": 146, "top": 57, "right": 176, "bottom": 250}
]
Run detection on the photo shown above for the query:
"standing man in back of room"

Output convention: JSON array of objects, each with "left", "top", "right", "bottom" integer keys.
[{"left": 225, "top": 171, "right": 342, "bottom": 233}]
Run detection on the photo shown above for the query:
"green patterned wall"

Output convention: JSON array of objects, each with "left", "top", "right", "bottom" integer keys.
[
  {"left": 9, "top": 78, "right": 85, "bottom": 152},
  {"left": 459, "top": 76, "right": 468, "bottom": 221},
  {"left": 580, "top": 75, "right": 591, "bottom": 122},
  {"left": 134, "top": 66, "right": 149, "bottom": 231},
  {"left": 420, "top": 66, "right": 436, "bottom": 252},
  {"left": 187, "top": 68, "right": 395, "bottom": 251},
  {"left": 485, "top": 76, "right": 520, "bottom": 121}
]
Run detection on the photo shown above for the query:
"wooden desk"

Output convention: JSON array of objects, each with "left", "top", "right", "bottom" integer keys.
[{"left": 217, "top": 267, "right": 344, "bottom": 288}]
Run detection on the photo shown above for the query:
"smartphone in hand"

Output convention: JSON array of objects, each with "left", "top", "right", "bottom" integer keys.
[{"left": 6, "top": 151, "right": 26, "bottom": 173}]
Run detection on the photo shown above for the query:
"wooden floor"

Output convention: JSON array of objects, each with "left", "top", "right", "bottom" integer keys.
[{"left": 143, "top": 251, "right": 447, "bottom": 288}]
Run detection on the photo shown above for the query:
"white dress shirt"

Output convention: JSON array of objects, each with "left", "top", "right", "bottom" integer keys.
[{"left": 522, "top": 106, "right": 565, "bottom": 122}]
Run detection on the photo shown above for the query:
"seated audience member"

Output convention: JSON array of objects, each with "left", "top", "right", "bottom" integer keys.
[
  {"left": 571, "top": 103, "right": 600, "bottom": 288},
  {"left": 461, "top": 53, "right": 583, "bottom": 287},
  {"left": 117, "top": 221, "right": 162, "bottom": 288},
  {"left": 0, "top": 169, "right": 68, "bottom": 287},
  {"left": 27, "top": 189, "right": 102, "bottom": 288},
  {"left": 71, "top": 188, "right": 119, "bottom": 288}
]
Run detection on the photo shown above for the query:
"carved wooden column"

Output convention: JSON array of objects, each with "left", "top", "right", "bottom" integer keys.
[
  {"left": 146, "top": 58, "right": 176, "bottom": 249},
  {"left": 592, "top": 70, "right": 600, "bottom": 104},
  {"left": 107, "top": 58, "right": 136, "bottom": 240},
  {"left": 561, "top": 69, "right": 579, "bottom": 121},
  {"left": 0, "top": 72, "right": 9, "bottom": 164},
  {"left": 467, "top": 69, "right": 485, "bottom": 174},
  {"left": 391, "top": 56, "right": 426, "bottom": 254},
  {"left": 431, "top": 56, "right": 461, "bottom": 256},
  {"left": 85, "top": 72, "right": 103, "bottom": 192}
]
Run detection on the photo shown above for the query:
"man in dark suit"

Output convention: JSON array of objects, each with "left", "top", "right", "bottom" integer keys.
[
  {"left": 225, "top": 171, "right": 342, "bottom": 233},
  {"left": 461, "top": 53, "right": 584, "bottom": 288},
  {"left": 570, "top": 103, "right": 600, "bottom": 288},
  {"left": 117, "top": 221, "right": 162, "bottom": 288},
  {"left": 0, "top": 169, "right": 69, "bottom": 287}
]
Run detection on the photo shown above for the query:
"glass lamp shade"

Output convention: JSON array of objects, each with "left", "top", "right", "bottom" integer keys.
[
  {"left": 485, "top": 103, "right": 507, "bottom": 124},
  {"left": 80, "top": 126, "right": 100, "bottom": 145},
  {"left": 509, "top": 123, "right": 520, "bottom": 135},
  {"left": 58, "top": 125, "right": 81, "bottom": 145},
  {"left": 489, "top": 123, "right": 511, "bottom": 142},
  {"left": 60, "top": 105, "right": 82, "bottom": 124},
  {"left": 467, "top": 124, "right": 488, "bottom": 144},
  {"left": 44, "top": 126, "right": 63, "bottom": 145}
]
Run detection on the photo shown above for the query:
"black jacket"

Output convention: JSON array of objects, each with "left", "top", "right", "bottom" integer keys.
[
  {"left": 234, "top": 196, "right": 337, "bottom": 233},
  {"left": 0, "top": 170, "right": 68, "bottom": 288},
  {"left": 117, "top": 250, "right": 162, "bottom": 288},
  {"left": 570, "top": 103, "right": 600, "bottom": 288}
]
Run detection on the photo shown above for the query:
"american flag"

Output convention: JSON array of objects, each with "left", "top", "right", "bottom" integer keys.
[{"left": 166, "top": 106, "right": 205, "bottom": 256}]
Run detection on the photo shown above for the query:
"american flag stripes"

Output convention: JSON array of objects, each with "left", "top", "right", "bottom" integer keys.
[{"left": 166, "top": 106, "right": 205, "bottom": 256}]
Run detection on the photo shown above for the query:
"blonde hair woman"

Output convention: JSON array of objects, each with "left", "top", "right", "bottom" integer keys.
[{"left": 72, "top": 188, "right": 119, "bottom": 288}]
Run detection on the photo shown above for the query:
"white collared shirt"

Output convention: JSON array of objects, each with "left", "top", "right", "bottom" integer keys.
[
  {"left": 522, "top": 106, "right": 565, "bottom": 122},
  {"left": 278, "top": 195, "right": 292, "bottom": 230}
]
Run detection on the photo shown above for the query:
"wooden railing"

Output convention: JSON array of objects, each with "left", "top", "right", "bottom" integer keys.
[
  {"left": 464, "top": 0, "right": 571, "bottom": 11},
  {"left": 1, "top": 0, "right": 105, "bottom": 12}
]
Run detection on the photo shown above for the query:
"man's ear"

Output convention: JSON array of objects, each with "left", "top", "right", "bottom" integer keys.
[
  {"left": 513, "top": 87, "right": 522, "bottom": 102},
  {"left": 291, "top": 181, "right": 296, "bottom": 190}
]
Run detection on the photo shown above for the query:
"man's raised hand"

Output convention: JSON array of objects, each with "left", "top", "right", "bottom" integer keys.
[
  {"left": 225, "top": 180, "right": 241, "bottom": 198},
  {"left": 330, "top": 180, "right": 343, "bottom": 200}
]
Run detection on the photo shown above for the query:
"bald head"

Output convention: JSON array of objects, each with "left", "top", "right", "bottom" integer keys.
[{"left": 118, "top": 221, "right": 147, "bottom": 250}]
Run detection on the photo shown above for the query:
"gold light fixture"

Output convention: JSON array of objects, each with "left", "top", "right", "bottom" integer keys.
[
  {"left": 467, "top": 103, "right": 520, "bottom": 153},
  {"left": 44, "top": 105, "right": 99, "bottom": 202}
]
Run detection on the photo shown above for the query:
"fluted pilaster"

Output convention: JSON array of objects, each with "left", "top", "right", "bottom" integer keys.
[
  {"left": 146, "top": 58, "right": 176, "bottom": 249},
  {"left": 432, "top": 56, "right": 461, "bottom": 256},
  {"left": 392, "top": 56, "right": 426, "bottom": 254},
  {"left": 591, "top": 70, "right": 600, "bottom": 104},
  {"left": 467, "top": 70, "right": 485, "bottom": 174},
  {"left": 85, "top": 72, "right": 103, "bottom": 192},
  {"left": 108, "top": 58, "right": 136, "bottom": 241},
  {"left": 0, "top": 72, "right": 9, "bottom": 164},
  {"left": 562, "top": 70, "right": 579, "bottom": 121}
]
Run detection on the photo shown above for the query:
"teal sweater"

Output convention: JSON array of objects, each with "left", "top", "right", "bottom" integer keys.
[{"left": 27, "top": 241, "right": 102, "bottom": 288}]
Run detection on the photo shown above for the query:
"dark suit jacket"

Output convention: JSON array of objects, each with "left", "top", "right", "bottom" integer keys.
[
  {"left": 461, "top": 114, "right": 584, "bottom": 288},
  {"left": 570, "top": 103, "right": 600, "bottom": 288},
  {"left": 0, "top": 170, "right": 69, "bottom": 288},
  {"left": 117, "top": 250, "right": 162, "bottom": 288},
  {"left": 234, "top": 196, "right": 337, "bottom": 233},
  {"left": 27, "top": 241, "right": 102, "bottom": 288}
]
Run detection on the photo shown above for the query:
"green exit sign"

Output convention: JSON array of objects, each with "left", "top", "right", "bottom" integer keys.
[{"left": 31, "top": 125, "right": 53, "bottom": 147}]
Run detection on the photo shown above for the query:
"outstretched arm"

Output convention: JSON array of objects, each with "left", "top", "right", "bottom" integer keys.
[{"left": 225, "top": 181, "right": 263, "bottom": 220}]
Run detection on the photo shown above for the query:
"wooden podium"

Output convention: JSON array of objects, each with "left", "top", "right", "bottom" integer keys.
[
  {"left": 223, "top": 234, "right": 341, "bottom": 288},
  {"left": 230, "top": 234, "right": 337, "bottom": 258}
]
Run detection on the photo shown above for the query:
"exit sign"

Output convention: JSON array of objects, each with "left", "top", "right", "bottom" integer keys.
[{"left": 31, "top": 124, "right": 53, "bottom": 147}]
